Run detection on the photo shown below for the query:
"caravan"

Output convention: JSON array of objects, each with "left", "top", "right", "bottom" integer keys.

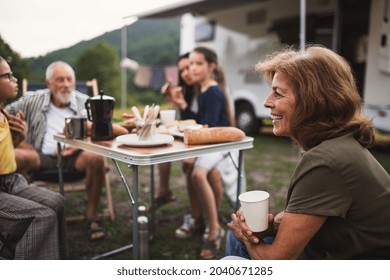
[{"left": 131, "top": 0, "right": 390, "bottom": 133}]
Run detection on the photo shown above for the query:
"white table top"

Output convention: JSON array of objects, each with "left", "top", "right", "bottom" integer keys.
[{"left": 54, "top": 134, "right": 254, "bottom": 165}]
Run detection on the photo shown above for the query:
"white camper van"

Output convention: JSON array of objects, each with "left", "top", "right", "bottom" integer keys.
[{"left": 132, "top": 0, "right": 390, "bottom": 134}]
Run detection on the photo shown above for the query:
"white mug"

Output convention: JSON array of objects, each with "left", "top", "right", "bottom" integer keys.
[{"left": 159, "top": 110, "right": 176, "bottom": 125}]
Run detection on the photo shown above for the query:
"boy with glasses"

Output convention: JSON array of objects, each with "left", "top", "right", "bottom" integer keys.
[
  {"left": 0, "top": 71, "right": 14, "bottom": 80},
  {"left": 0, "top": 55, "right": 67, "bottom": 259}
]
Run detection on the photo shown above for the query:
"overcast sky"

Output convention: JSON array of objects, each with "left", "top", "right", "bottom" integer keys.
[{"left": 0, "top": 0, "right": 185, "bottom": 58}]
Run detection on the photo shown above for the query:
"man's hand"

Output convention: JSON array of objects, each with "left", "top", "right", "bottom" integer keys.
[
  {"left": 54, "top": 145, "right": 80, "bottom": 157},
  {"left": 8, "top": 111, "right": 27, "bottom": 147}
]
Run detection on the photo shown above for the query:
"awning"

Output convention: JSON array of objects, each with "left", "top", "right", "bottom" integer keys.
[{"left": 126, "top": 0, "right": 263, "bottom": 19}]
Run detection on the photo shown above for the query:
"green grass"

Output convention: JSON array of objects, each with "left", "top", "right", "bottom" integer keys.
[{"left": 65, "top": 132, "right": 390, "bottom": 260}]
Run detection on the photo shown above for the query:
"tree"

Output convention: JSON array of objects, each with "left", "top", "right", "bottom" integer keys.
[
  {"left": 0, "top": 35, "right": 29, "bottom": 102},
  {"left": 75, "top": 43, "right": 121, "bottom": 103}
]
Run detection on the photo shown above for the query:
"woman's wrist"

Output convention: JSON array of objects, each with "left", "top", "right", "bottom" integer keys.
[{"left": 178, "top": 101, "right": 187, "bottom": 111}]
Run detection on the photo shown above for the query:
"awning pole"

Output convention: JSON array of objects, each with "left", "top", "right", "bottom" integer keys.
[
  {"left": 121, "top": 24, "right": 127, "bottom": 111},
  {"left": 300, "top": 0, "right": 306, "bottom": 50}
]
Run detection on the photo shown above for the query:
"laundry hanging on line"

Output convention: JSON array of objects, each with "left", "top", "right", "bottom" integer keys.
[{"left": 133, "top": 64, "right": 178, "bottom": 90}]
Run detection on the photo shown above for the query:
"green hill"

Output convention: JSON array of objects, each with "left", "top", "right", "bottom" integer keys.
[{"left": 27, "top": 17, "right": 181, "bottom": 81}]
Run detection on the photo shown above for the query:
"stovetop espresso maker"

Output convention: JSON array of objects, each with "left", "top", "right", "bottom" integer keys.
[{"left": 85, "top": 90, "right": 115, "bottom": 141}]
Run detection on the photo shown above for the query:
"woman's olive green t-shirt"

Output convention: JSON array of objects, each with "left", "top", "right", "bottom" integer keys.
[{"left": 286, "top": 133, "right": 390, "bottom": 259}]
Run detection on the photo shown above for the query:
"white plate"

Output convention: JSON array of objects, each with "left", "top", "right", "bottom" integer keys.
[
  {"left": 168, "top": 127, "right": 184, "bottom": 138},
  {"left": 115, "top": 134, "right": 174, "bottom": 147},
  {"left": 168, "top": 124, "right": 203, "bottom": 138}
]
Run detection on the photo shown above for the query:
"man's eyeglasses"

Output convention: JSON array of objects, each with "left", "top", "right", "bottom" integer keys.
[{"left": 0, "top": 72, "right": 14, "bottom": 81}]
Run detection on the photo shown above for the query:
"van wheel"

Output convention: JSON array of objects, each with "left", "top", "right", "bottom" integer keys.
[{"left": 235, "top": 103, "right": 259, "bottom": 134}]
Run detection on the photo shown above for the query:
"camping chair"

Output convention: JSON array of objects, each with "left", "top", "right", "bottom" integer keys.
[{"left": 22, "top": 79, "right": 115, "bottom": 221}]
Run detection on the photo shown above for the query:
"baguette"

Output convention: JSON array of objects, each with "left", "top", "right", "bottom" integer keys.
[{"left": 184, "top": 127, "right": 246, "bottom": 145}]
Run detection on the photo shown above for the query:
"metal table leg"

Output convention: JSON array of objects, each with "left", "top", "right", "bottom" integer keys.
[
  {"left": 56, "top": 142, "right": 69, "bottom": 258},
  {"left": 92, "top": 160, "right": 139, "bottom": 260},
  {"left": 226, "top": 150, "right": 244, "bottom": 210},
  {"left": 57, "top": 142, "right": 64, "bottom": 196},
  {"left": 131, "top": 164, "right": 139, "bottom": 260},
  {"left": 150, "top": 165, "right": 155, "bottom": 238},
  {"left": 236, "top": 150, "right": 244, "bottom": 210}
]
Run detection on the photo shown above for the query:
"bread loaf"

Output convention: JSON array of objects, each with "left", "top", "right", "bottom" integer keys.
[
  {"left": 112, "top": 123, "right": 129, "bottom": 136},
  {"left": 184, "top": 127, "right": 246, "bottom": 145}
]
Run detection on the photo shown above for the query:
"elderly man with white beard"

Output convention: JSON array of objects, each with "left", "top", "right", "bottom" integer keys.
[{"left": 6, "top": 61, "right": 107, "bottom": 241}]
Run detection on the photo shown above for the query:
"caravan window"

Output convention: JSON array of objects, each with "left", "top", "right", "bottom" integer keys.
[{"left": 195, "top": 21, "right": 216, "bottom": 42}]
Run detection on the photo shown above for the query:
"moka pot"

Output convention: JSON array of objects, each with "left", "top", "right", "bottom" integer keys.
[{"left": 85, "top": 90, "right": 115, "bottom": 141}]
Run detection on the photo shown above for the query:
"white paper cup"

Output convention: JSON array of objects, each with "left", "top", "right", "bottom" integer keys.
[
  {"left": 159, "top": 110, "right": 176, "bottom": 125},
  {"left": 239, "top": 190, "right": 269, "bottom": 232}
]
